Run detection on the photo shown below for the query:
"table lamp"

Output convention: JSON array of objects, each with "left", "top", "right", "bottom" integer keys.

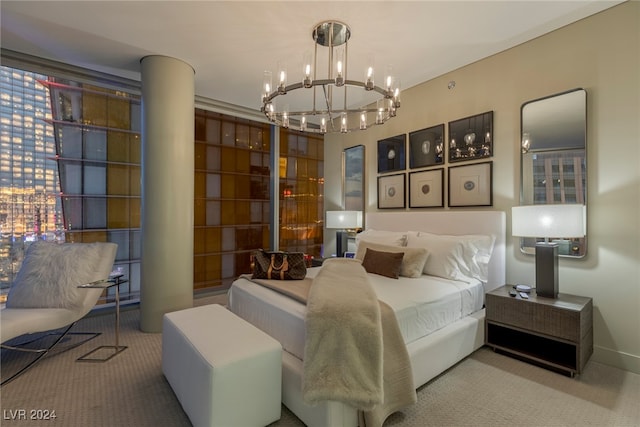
[
  {"left": 325, "top": 210, "right": 363, "bottom": 257},
  {"left": 512, "top": 204, "right": 586, "bottom": 298}
]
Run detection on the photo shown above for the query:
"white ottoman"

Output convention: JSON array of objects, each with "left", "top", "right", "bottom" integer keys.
[{"left": 162, "top": 304, "right": 282, "bottom": 427}]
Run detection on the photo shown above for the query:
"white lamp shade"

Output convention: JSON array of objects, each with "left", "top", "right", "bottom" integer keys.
[
  {"left": 325, "top": 210, "right": 363, "bottom": 229},
  {"left": 512, "top": 204, "right": 586, "bottom": 238}
]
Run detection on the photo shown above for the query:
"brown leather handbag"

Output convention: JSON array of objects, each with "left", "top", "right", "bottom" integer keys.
[{"left": 252, "top": 249, "right": 307, "bottom": 280}]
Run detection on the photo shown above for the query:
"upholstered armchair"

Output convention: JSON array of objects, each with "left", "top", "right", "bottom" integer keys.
[{"left": 1, "top": 241, "right": 117, "bottom": 386}]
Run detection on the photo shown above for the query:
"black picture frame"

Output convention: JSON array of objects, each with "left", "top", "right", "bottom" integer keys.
[
  {"left": 409, "top": 168, "right": 444, "bottom": 208},
  {"left": 377, "top": 134, "right": 406, "bottom": 173},
  {"left": 409, "top": 124, "right": 444, "bottom": 168},
  {"left": 448, "top": 111, "right": 493, "bottom": 163},
  {"left": 377, "top": 173, "right": 406, "bottom": 209},
  {"left": 448, "top": 161, "right": 493, "bottom": 207}
]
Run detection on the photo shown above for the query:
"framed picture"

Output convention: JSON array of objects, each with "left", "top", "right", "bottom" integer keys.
[
  {"left": 409, "top": 168, "right": 444, "bottom": 208},
  {"left": 377, "top": 173, "right": 406, "bottom": 209},
  {"left": 409, "top": 124, "right": 444, "bottom": 168},
  {"left": 448, "top": 111, "right": 493, "bottom": 163},
  {"left": 343, "top": 145, "right": 365, "bottom": 212},
  {"left": 448, "top": 161, "right": 493, "bottom": 207},
  {"left": 377, "top": 134, "right": 406, "bottom": 173}
]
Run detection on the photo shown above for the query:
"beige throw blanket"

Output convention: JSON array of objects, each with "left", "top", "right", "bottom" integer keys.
[
  {"left": 302, "top": 258, "right": 384, "bottom": 410},
  {"left": 246, "top": 258, "right": 416, "bottom": 426},
  {"left": 307, "top": 258, "right": 417, "bottom": 426}
]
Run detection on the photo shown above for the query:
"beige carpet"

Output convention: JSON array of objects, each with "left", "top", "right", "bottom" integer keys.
[{"left": 1, "top": 298, "right": 638, "bottom": 427}]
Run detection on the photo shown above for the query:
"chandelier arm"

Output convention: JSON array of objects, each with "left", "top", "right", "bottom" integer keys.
[
  {"left": 263, "top": 80, "right": 391, "bottom": 105},
  {"left": 281, "top": 107, "right": 382, "bottom": 116}
]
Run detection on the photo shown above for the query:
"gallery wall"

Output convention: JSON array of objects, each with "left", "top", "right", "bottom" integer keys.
[{"left": 324, "top": 1, "right": 639, "bottom": 373}]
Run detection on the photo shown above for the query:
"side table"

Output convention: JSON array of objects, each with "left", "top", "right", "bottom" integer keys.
[
  {"left": 77, "top": 274, "right": 128, "bottom": 362},
  {"left": 485, "top": 285, "right": 593, "bottom": 376}
]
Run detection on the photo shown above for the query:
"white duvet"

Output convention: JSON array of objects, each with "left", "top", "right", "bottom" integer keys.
[{"left": 227, "top": 266, "right": 484, "bottom": 361}]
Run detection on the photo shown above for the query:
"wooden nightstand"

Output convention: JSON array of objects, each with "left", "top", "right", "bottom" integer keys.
[{"left": 485, "top": 285, "right": 593, "bottom": 376}]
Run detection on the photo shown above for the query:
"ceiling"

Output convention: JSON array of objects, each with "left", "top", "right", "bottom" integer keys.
[{"left": 1, "top": 1, "right": 622, "bottom": 115}]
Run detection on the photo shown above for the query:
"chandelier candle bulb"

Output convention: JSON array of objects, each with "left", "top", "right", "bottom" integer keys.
[
  {"left": 376, "top": 98, "right": 385, "bottom": 124},
  {"left": 393, "top": 80, "right": 401, "bottom": 108},
  {"left": 303, "top": 52, "right": 312, "bottom": 88},
  {"left": 385, "top": 65, "right": 394, "bottom": 96},
  {"left": 341, "top": 113, "right": 348, "bottom": 133},
  {"left": 365, "top": 63, "right": 374, "bottom": 90},
  {"left": 360, "top": 112, "right": 367, "bottom": 130},
  {"left": 277, "top": 63, "right": 287, "bottom": 94},
  {"left": 262, "top": 71, "right": 272, "bottom": 103},
  {"left": 335, "top": 46, "right": 345, "bottom": 86}
]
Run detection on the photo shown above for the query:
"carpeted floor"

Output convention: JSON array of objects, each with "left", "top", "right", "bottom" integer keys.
[{"left": 1, "top": 297, "right": 638, "bottom": 427}]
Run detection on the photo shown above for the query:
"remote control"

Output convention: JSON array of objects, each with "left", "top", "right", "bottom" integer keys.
[
  {"left": 509, "top": 290, "right": 517, "bottom": 297},
  {"left": 519, "top": 292, "right": 529, "bottom": 299}
]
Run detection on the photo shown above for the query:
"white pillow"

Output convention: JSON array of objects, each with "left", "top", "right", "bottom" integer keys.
[
  {"left": 355, "top": 229, "right": 407, "bottom": 250},
  {"left": 406, "top": 233, "right": 471, "bottom": 282},
  {"left": 6, "top": 241, "right": 113, "bottom": 311},
  {"left": 418, "top": 232, "right": 495, "bottom": 282},
  {"left": 355, "top": 241, "right": 429, "bottom": 278}
]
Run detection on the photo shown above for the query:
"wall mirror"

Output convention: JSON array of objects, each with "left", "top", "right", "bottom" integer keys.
[
  {"left": 343, "top": 145, "right": 365, "bottom": 212},
  {"left": 520, "top": 88, "right": 587, "bottom": 257}
]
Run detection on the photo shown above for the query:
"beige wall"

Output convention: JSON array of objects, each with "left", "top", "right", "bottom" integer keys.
[{"left": 324, "top": 2, "right": 639, "bottom": 373}]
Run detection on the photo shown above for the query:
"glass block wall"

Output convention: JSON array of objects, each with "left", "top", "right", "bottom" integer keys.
[
  {"left": 193, "top": 111, "right": 325, "bottom": 291},
  {"left": 194, "top": 109, "right": 272, "bottom": 290}
]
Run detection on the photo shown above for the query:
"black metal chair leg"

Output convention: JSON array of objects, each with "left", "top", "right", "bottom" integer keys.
[{"left": 1, "top": 323, "right": 100, "bottom": 387}]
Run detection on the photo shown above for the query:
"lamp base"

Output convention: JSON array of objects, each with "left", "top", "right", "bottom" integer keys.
[
  {"left": 336, "top": 230, "right": 348, "bottom": 258},
  {"left": 535, "top": 242, "right": 559, "bottom": 298}
]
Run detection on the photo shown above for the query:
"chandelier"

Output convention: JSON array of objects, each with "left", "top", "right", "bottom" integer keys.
[{"left": 261, "top": 21, "right": 401, "bottom": 134}]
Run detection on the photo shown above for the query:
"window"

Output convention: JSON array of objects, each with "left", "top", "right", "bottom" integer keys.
[
  {"left": 279, "top": 128, "right": 324, "bottom": 256},
  {"left": 0, "top": 67, "right": 141, "bottom": 304},
  {"left": 1, "top": 64, "right": 324, "bottom": 302}
]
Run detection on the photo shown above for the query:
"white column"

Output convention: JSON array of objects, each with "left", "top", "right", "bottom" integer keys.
[{"left": 140, "top": 55, "right": 194, "bottom": 332}]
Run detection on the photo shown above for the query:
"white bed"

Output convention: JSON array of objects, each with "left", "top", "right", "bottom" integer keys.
[{"left": 228, "top": 211, "right": 506, "bottom": 427}]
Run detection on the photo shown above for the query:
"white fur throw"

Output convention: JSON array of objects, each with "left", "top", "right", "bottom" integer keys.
[
  {"left": 303, "top": 258, "right": 416, "bottom": 426},
  {"left": 7, "top": 241, "right": 113, "bottom": 311},
  {"left": 303, "top": 258, "right": 383, "bottom": 409}
]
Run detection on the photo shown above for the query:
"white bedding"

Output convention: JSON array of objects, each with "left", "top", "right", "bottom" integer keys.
[
  {"left": 227, "top": 266, "right": 484, "bottom": 361},
  {"left": 229, "top": 211, "right": 505, "bottom": 427}
]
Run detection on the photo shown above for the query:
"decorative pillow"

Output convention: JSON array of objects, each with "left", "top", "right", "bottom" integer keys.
[
  {"left": 355, "top": 241, "right": 429, "bottom": 278},
  {"left": 355, "top": 229, "right": 407, "bottom": 250},
  {"left": 406, "top": 233, "right": 470, "bottom": 282},
  {"left": 361, "top": 248, "right": 404, "bottom": 279},
  {"left": 6, "top": 241, "right": 111, "bottom": 311},
  {"left": 417, "top": 232, "right": 495, "bottom": 282}
]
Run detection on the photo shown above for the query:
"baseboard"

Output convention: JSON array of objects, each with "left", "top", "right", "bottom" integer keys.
[{"left": 592, "top": 345, "right": 640, "bottom": 374}]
